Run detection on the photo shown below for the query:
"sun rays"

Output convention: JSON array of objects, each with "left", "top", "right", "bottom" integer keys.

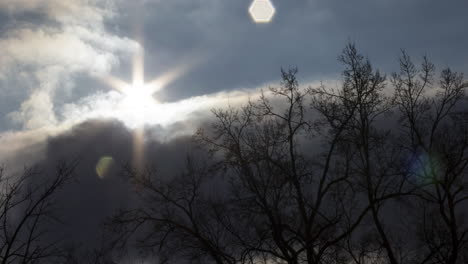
[
  {"left": 101, "top": 45, "right": 188, "bottom": 108},
  {"left": 98, "top": 44, "right": 194, "bottom": 171},
  {"left": 94, "top": 44, "right": 200, "bottom": 129},
  {"left": 87, "top": 44, "right": 259, "bottom": 173}
]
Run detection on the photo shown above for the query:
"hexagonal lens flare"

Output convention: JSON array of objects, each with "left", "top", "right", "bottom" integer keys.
[{"left": 249, "top": 0, "right": 276, "bottom": 23}]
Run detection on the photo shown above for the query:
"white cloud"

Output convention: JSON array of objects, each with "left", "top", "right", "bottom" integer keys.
[
  {"left": 0, "top": 27, "right": 132, "bottom": 75},
  {"left": 0, "top": 0, "right": 115, "bottom": 26},
  {"left": 57, "top": 79, "right": 328, "bottom": 131},
  {"left": 0, "top": 0, "right": 137, "bottom": 130},
  {"left": 8, "top": 90, "right": 58, "bottom": 129}
]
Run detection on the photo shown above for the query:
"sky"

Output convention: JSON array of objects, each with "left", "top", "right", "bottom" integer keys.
[
  {"left": 1, "top": 0, "right": 468, "bottom": 133},
  {"left": 1, "top": 0, "right": 468, "bottom": 259}
]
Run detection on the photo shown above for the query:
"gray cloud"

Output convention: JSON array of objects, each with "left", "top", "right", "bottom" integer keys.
[
  {"left": 31, "top": 118, "right": 205, "bottom": 253},
  {"left": 111, "top": 0, "right": 468, "bottom": 101}
]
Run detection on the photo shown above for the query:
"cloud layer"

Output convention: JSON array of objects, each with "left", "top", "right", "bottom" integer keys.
[
  {"left": 2, "top": 0, "right": 468, "bottom": 132},
  {"left": 0, "top": 0, "right": 136, "bottom": 130}
]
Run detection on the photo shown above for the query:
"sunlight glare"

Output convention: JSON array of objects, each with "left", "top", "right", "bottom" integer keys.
[
  {"left": 146, "top": 64, "right": 192, "bottom": 93},
  {"left": 132, "top": 127, "right": 145, "bottom": 171},
  {"left": 133, "top": 44, "right": 145, "bottom": 87},
  {"left": 98, "top": 45, "right": 195, "bottom": 116},
  {"left": 122, "top": 83, "right": 157, "bottom": 109},
  {"left": 91, "top": 45, "right": 212, "bottom": 137}
]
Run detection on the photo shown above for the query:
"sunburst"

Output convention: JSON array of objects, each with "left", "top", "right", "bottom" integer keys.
[
  {"left": 98, "top": 44, "right": 192, "bottom": 171},
  {"left": 102, "top": 45, "right": 189, "bottom": 110}
]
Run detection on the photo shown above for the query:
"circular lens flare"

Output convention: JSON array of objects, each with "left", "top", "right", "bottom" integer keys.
[{"left": 96, "top": 156, "right": 114, "bottom": 179}]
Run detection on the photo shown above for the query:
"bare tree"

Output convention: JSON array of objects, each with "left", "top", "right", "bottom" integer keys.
[
  {"left": 392, "top": 51, "right": 468, "bottom": 264},
  {"left": 0, "top": 161, "right": 76, "bottom": 264},
  {"left": 109, "top": 157, "right": 240, "bottom": 264},
  {"left": 309, "top": 43, "right": 413, "bottom": 264},
  {"left": 108, "top": 43, "right": 467, "bottom": 264},
  {"left": 192, "top": 66, "right": 371, "bottom": 263},
  {"left": 108, "top": 67, "right": 370, "bottom": 264}
]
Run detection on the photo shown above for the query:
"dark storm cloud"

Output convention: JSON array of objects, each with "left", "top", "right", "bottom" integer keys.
[
  {"left": 33, "top": 119, "right": 205, "bottom": 251},
  {"left": 109, "top": 0, "right": 468, "bottom": 101}
]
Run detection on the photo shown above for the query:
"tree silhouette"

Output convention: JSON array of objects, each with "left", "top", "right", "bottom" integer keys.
[
  {"left": 390, "top": 50, "right": 468, "bottom": 264},
  {"left": 0, "top": 161, "right": 76, "bottom": 264},
  {"left": 108, "top": 43, "right": 467, "bottom": 264}
]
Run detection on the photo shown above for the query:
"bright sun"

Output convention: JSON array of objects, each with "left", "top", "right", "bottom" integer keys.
[
  {"left": 100, "top": 45, "right": 192, "bottom": 120},
  {"left": 92, "top": 45, "right": 204, "bottom": 171},
  {"left": 122, "top": 82, "right": 157, "bottom": 109}
]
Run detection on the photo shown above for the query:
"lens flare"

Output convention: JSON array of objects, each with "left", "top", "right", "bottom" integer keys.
[
  {"left": 249, "top": 0, "right": 276, "bottom": 23},
  {"left": 408, "top": 152, "right": 442, "bottom": 185},
  {"left": 96, "top": 156, "right": 114, "bottom": 179}
]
